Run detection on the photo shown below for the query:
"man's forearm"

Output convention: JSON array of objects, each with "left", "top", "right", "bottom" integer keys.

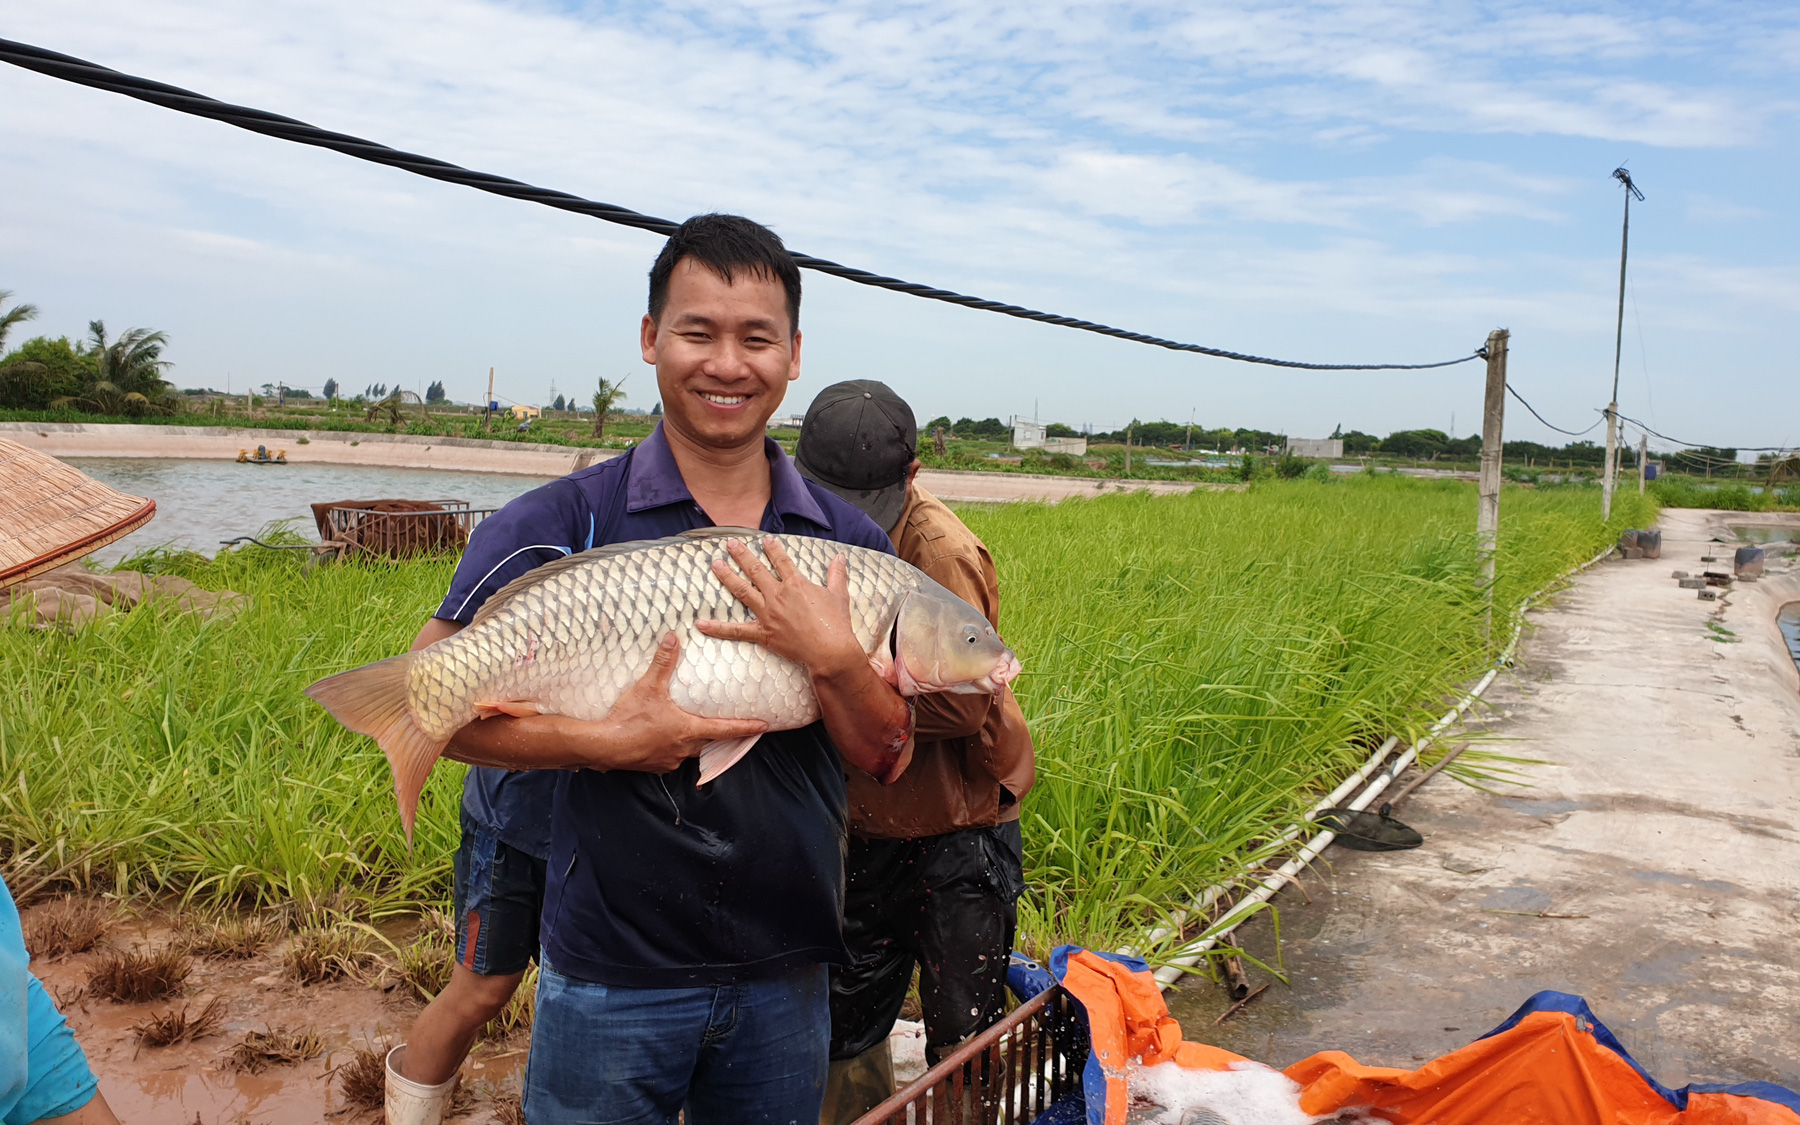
[
  {"left": 813, "top": 662, "right": 913, "bottom": 783},
  {"left": 442, "top": 714, "right": 598, "bottom": 771}
]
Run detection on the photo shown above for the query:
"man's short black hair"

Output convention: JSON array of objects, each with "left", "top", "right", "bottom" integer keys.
[{"left": 648, "top": 213, "right": 802, "bottom": 333}]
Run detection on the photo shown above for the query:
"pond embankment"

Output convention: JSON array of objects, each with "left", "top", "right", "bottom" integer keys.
[
  {"left": 1, "top": 421, "right": 1221, "bottom": 503},
  {"left": 1170, "top": 507, "right": 1800, "bottom": 1088}
]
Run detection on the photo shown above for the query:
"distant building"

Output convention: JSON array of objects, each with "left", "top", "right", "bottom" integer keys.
[
  {"left": 509, "top": 404, "right": 542, "bottom": 421},
  {"left": 767, "top": 414, "right": 805, "bottom": 430},
  {"left": 1287, "top": 438, "right": 1343, "bottom": 459},
  {"left": 1042, "top": 436, "right": 1088, "bottom": 455},
  {"left": 1011, "top": 420, "right": 1047, "bottom": 449}
]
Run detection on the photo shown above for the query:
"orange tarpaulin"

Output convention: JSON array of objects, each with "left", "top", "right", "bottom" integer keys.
[{"left": 1044, "top": 947, "right": 1799, "bottom": 1125}]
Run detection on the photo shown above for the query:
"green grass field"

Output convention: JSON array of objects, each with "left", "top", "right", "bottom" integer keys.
[{"left": 0, "top": 476, "right": 1655, "bottom": 953}]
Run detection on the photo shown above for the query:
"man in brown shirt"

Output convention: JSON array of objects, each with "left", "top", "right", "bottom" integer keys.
[{"left": 794, "top": 381, "right": 1035, "bottom": 1119}]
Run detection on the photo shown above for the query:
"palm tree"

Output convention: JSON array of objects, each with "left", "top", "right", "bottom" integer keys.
[
  {"left": 51, "top": 320, "right": 176, "bottom": 415},
  {"left": 592, "top": 376, "right": 628, "bottom": 438},
  {"left": 0, "top": 291, "right": 39, "bottom": 353},
  {"left": 366, "top": 388, "right": 426, "bottom": 426}
]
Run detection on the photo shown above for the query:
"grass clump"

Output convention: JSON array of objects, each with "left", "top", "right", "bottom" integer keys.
[
  {"left": 396, "top": 910, "right": 456, "bottom": 1001},
  {"left": 335, "top": 1045, "right": 388, "bottom": 1109},
  {"left": 22, "top": 897, "right": 111, "bottom": 959},
  {"left": 222, "top": 1025, "right": 326, "bottom": 1073},
  {"left": 133, "top": 996, "right": 227, "bottom": 1048},
  {"left": 175, "top": 911, "right": 279, "bottom": 959},
  {"left": 88, "top": 947, "right": 190, "bottom": 1003},
  {"left": 285, "top": 923, "right": 382, "bottom": 985}
]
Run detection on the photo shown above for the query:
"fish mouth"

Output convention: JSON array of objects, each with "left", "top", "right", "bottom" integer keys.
[{"left": 970, "top": 649, "right": 1021, "bottom": 694}]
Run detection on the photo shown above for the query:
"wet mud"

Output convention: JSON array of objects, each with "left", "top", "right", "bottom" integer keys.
[{"left": 24, "top": 904, "right": 523, "bottom": 1123}]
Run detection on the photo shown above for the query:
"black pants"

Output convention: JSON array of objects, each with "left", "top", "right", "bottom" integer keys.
[{"left": 829, "top": 821, "right": 1025, "bottom": 1061}]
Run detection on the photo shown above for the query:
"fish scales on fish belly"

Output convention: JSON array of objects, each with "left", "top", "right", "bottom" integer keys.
[
  {"left": 306, "top": 527, "right": 1022, "bottom": 838},
  {"left": 410, "top": 533, "right": 918, "bottom": 740}
]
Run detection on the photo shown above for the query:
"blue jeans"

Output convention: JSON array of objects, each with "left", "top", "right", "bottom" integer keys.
[{"left": 523, "top": 961, "right": 829, "bottom": 1125}]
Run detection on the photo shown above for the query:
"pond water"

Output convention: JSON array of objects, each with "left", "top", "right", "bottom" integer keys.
[
  {"left": 69, "top": 458, "right": 556, "bottom": 567},
  {"left": 1730, "top": 525, "right": 1796, "bottom": 545},
  {"left": 1781, "top": 604, "right": 1800, "bottom": 675}
]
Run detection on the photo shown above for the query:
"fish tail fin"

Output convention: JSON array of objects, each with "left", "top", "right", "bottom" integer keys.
[{"left": 305, "top": 654, "right": 443, "bottom": 843}]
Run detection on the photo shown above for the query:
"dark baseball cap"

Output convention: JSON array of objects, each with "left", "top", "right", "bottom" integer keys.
[{"left": 793, "top": 380, "right": 917, "bottom": 533}]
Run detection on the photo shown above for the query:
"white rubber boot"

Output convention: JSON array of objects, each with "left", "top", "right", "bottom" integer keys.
[{"left": 384, "top": 1044, "right": 457, "bottom": 1125}]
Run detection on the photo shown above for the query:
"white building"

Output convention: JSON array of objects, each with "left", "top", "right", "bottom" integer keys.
[
  {"left": 1011, "top": 419, "right": 1047, "bottom": 449},
  {"left": 1287, "top": 438, "right": 1344, "bottom": 459}
]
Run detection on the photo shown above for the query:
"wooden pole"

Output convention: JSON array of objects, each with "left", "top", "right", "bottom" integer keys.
[
  {"left": 484, "top": 366, "right": 495, "bottom": 434},
  {"left": 1478, "top": 329, "right": 1509, "bottom": 639},
  {"left": 1125, "top": 424, "right": 1133, "bottom": 477},
  {"left": 1638, "top": 432, "right": 1648, "bottom": 494}
]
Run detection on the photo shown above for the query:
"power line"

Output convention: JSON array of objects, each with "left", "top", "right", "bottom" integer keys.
[
  {"left": 1504, "top": 384, "right": 1601, "bottom": 437},
  {"left": 1613, "top": 411, "right": 1790, "bottom": 453},
  {"left": 0, "top": 36, "right": 1484, "bottom": 373}
]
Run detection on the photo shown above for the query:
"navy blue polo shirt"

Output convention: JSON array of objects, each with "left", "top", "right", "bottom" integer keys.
[{"left": 434, "top": 422, "right": 894, "bottom": 988}]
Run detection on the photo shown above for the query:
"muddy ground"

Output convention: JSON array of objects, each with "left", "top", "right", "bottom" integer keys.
[{"left": 23, "top": 903, "right": 523, "bottom": 1124}]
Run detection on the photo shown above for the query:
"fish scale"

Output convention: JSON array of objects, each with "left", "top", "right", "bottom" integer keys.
[{"left": 406, "top": 532, "right": 925, "bottom": 744}]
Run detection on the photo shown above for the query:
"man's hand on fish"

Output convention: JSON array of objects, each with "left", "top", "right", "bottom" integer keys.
[
  {"left": 441, "top": 632, "right": 768, "bottom": 775},
  {"left": 699, "top": 536, "right": 914, "bottom": 783},
  {"left": 698, "top": 537, "right": 867, "bottom": 678}
]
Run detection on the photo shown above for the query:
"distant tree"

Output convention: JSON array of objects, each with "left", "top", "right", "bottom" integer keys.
[
  {"left": 0, "top": 336, "right": 96, "bottom": 408},
  {"left": 552, "top": 393, "right": 567, "bottom": 412},
  {"left": 0, "top": 291, "right": 39, "bottom": 353},
  {"left": 650, "top": 401, "right": 662, "bottom": 415},
  {"left": 925, "top": 415, "right": 952, "bottom": 435},
  {"left": 1045, "top": 422, "right": 1077, "bottom": 438},
  {"left": 322, "top": 377, "right": 340, "bottom": 401},
  {"left": 591, "top": 376, "right": 628, "bottom": 438},
  {"left": 1341, "top": 430, "right": 1379, "bottom": 454},
  {"left": 426, "top": 380, "right": 446, "bottom": 404},
  {"left": 366, "top": 388, "right": 425, "bottom": 426},
  {"left": 365, "top": 382, "right": 388, "bottom": 399},
  {"left": 1380, "top": 429, "right": 1449, "bottom": 459}
]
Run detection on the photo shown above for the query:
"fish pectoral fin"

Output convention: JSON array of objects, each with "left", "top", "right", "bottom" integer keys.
[
  {"left": 473, "top": 699, "right": 542, "bottom": 720},
  {"left": 696, "top": 734, "right": 763, "bottom": 786}
]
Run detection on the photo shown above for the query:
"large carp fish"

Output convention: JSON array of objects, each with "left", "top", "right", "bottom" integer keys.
[{"left": 307, "top": 527, "right": 1021, "bottom": 836}]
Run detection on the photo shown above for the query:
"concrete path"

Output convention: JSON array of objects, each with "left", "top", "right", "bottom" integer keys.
[
  {"left": 3, "top": 422, "right": 1224, "bottom": 504},
  {"left": 1167, "top": 507, "right": 1800, "bottom": 1089}
]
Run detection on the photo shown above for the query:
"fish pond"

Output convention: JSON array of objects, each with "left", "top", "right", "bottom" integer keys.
[
  {"left": 66, "top": 458, "right": 556, "bottom": 566},
  {"left": 1, "top": 475, "right": 1658, "bottom": 960}
]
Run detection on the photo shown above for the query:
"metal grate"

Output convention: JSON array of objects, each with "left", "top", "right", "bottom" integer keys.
[
  {"left": 322, "top": 500, "right": 496, "bottom": 560},
  {"left": 853, "top": 986, "right": 1087, "bottom": 1125}
]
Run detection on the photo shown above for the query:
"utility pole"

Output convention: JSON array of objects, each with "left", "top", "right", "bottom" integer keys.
[
  {"left": 1477, "top": 329, "right": 1508, "bottom": 639},
  {"left": 1125, "top": 424, "right": 1133, "bottom": 477},
  {"left": 1185, "top": 409, "right": 1195, "bottom": 451},
  {"left": 484, "top": 366, "right": 495, "bottom": 434},
  {"left": 1638, "top": 432, "right": 1648, "bottom": 494},
  {"left": 1603, "top": 167, "right": 1644, "bottom": 521}
]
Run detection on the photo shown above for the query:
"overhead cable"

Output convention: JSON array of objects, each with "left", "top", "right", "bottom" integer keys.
[
  {"left": 1503, "top": 384, "right": 1601, "bottom": 437},
  {"left": 0, "top": 37, "right": 1484, "bottom": 373},
  {"left": 1613, "top": 411, "right": 1790, "bottom": 453}
]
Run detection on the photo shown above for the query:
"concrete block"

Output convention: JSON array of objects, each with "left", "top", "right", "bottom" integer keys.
[
  {"left": 1678, "top": 577, "right": 1707, "bottom": 589},
  {"left": 1620, "top": 546, "right": 1645, "bottom": 560},
  {"left": 1698, "top": 588, "right": 1718, "bottom": 600},
  {"left": 1670, "top": 570, "right": 1689, "bottom": 579}
]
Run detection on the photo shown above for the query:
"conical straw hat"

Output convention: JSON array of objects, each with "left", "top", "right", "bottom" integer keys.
[{"left": 0, "top": 437, "right": 156, "bottom": 588}]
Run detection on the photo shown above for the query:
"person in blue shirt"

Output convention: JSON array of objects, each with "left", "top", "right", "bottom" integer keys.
[
  {"left": 386, "top": 214, "right": 913, "bottom": 1125},
  {"left": 1, "top": 876, "right": 120, "bottom": 1125}
]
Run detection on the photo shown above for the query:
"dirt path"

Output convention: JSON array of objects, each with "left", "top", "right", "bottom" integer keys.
[{"left": 1167, "top": 507, "right": 1800, "bottom": 1088}]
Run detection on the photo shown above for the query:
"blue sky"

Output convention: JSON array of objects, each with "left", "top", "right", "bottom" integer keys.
[{"left": 3, "top": 1, "right": 1796, "bottom": 450}]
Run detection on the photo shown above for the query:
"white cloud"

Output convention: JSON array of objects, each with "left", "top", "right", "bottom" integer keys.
[{"left": 0, "top": 0, "right": 1794, "bottom": 445}]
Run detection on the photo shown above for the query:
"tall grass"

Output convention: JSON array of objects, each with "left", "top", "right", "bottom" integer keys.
[
  {"left": 956, "top": 474, "right": 1656, "bottom": 955},
  {"left": 1, "top": 544, "right": 460, "bottom": 914},
  {"left": 0, "top": 477, "right": 1655, "bottom": 944}
]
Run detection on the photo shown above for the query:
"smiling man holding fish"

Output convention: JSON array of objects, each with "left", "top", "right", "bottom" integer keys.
[{"left": 309, "top": 214, "right": 1020, "bottom": 1125}]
